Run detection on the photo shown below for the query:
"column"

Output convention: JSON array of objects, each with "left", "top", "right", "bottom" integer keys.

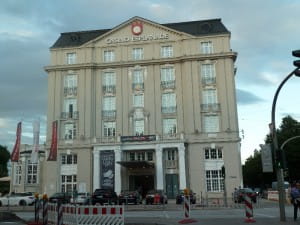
[
  {"left": 155, "top": 145, "right": 164, "bottom": 190},
  {"left": 178, "top": 143, "right": 187, "bottom": 190},
  {"left": 114, "top": 147, "right": 121, "bottom": 195},
  {"left": 93, "top": 150, "right": 100, "bottom": 191}
]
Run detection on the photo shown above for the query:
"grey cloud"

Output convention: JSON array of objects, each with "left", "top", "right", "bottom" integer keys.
[{"left": 236, "top": 89, "right": 264, "bottom": 105}]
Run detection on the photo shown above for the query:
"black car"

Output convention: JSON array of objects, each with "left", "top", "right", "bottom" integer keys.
[
  {"left": 91, "top": 189, "right": 118, "bottom": 205},
  {"left": 118, "top": 190, "right": 142, "bottom": 205},
  {"left": 145, "top": 190, "right": 168, "bottom": 204},
  {"left": 233, "top": 188, "right": 257, "bottom": 203},
  {"left": 49, "top": 192, "right": 72, "bottom": 204},
  {"left": 176, "top": 190, "right": 196, "bottom": 204}
]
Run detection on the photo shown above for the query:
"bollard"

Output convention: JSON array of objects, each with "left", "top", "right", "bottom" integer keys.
[
  {"left": 184, "top": 195, "right": 190, "bottom": 218},
  {"left": 244, "top": 194, "right": 256, "bottom": 223}
]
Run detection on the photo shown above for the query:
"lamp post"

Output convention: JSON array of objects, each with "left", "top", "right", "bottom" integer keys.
[{"left": 271, "top": 50, "right": 300, "bottom": 221}]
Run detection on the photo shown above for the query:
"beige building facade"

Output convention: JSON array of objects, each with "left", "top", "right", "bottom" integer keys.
[{"left": 12, "top": 17, "right": 242, "bottom": 199}]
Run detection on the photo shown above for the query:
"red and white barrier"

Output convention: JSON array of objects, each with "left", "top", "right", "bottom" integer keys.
[
  {"left": 47, "top": 203, "right": 124, "bottom": 225},
  {"left": 184, "top": 196, "right": 190, "bottom": 218},
  {"left": 244, "top": 194, "right": 256, "bottom": 223}
]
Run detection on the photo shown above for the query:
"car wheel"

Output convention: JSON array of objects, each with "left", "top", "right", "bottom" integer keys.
[{"left": 19, "top": 200, "right": 27, "bottom": 206}]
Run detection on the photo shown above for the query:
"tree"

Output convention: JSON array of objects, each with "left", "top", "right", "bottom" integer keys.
[{"left": 0, "top": 145, "right": 10, "bottom": 177}]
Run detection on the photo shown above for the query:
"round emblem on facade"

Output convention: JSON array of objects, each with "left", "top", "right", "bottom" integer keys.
[{"left": 131, "top": 21, "right": 143, "bottom": 35}]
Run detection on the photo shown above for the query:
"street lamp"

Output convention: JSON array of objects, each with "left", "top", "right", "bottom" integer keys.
[{"left": 271, "top": 49, "right": 300, "bottom": 222}]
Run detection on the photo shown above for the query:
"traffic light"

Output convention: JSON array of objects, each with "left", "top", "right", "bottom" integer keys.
[
  {"left": 292, "top": 50, "right": 300, "bottom": 76},
  {"left": 221, "top": 166, "right": 226, "bottom": 178}
]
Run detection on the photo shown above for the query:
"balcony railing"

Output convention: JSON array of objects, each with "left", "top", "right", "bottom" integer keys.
[
  {"left": 200, "top": 103, "right": 220, "bottom": 112},
  {"left": 161, "top": 80, "right": 175, "bottom": 89},
  {"left": 61, "top": 111, "right": 79, "bottom": 120},
  {"left": 165, "top": 160, "right": 178, "bottom": 169},
  {"left": 162, "top": 106, "right": 177, "bottom": 114},
  {"left": 64, "top": 87, "right": 77, "bottom": 96},
  {"left": 202, "top": 77, "right": 216, "bottom": 85},
  {"left": 102, "top": 110, "right": 116, "bottom": 119},
  {"left": 102, "top": 85, "right": 116, "bottom": 94},
  {"left": 132, "top": 83, "right": 144, "bottom": 90}
]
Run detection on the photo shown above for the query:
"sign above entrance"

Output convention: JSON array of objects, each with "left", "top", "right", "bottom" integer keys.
[{"left": 121, "top": 135, "right": 156, "bottom": 142}]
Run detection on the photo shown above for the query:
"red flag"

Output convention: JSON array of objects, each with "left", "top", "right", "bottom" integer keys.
[
  {"left": 11, "top": 122, "right": 22, "bottom": 162},
  {"left": 47, "top": 121, "right": 58, "bottom": 161}
]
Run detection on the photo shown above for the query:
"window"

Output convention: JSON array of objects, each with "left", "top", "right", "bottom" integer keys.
[
  {"left": 64, "top": 123, "right": 77, "bottom": 140},
  {"left": 203, "top": 115, "right": 219, "bottom": 133},
  {"left": 163, "top": 118, "right": 177, "bottom": 135},
  {"left": 162, "top": 93, "right": 176, "bottom": 113},
  {"left": 204, "top": 147, "right": 223, "bottom": 159},
  {"left": 147, "top": 152, "right": 153, "bottom": 161},
  {"left": 132, "top": 48, "right": 143, "bottom": 60},
  {"left": 161, "top": 67, "right": 175, "bottom": 82},
  {"left": 103, "top": 50, "right": 115, "bottom": 62},
  {"left": 14, "top": 164, "right": 22, "bottom": 185},
  {"left": 201, "top": 41, "right": 213, "bottom": 54},
  {"left": 133, "top": 94, "right": 144, "bottom": 107},
  {"left": 103, "top": 121, "right": 116, "bottom": 137},
  {"left": 103, "top": 72, "right": 116, "bottom": 86},
  {"left": 137, "top": 152, "right": 145, "bottom": 161},
  {"left": 206, "top": 170, "right": 224, "bottom": 192},
  {"left": 166, "top": 149, "right": 177, "bottom": 160},
  {"left": 202, "top": 89, "right": 217, "bottom": 104},
  {"left": 129, "top": 152, "right": 135, "bottom": 161},
  {"left": 27, "top": 161, "right": 38, "bottom": 184},
  {"left": 161, "top": 46, "right": 173, "bottom": 58},
  {"left": 133, "top": 70, "right": 144, "bottom": 84},
  {"left": 61, "top": 175, "right": 77, "bottom": 193},
  {"left": 201, "top": 64, "right": 216, "bottom": 84},
  {"left": 61, "top": 154, "right": 77, "bottom": 164},
  {"left": 103, "top": 96, "right": 116, "bottom": 111},
  {"left": 64, "top": 98, "right": 77, "bottom": 118},
  {"left": 64, "top": 75, "right": 77, "bottom": 88},
  {"left": 134, "top": 120, "right": 144, "bottom": 135},
  {"left": 66, "top": 53, "right": 76, "bottom": 64}
]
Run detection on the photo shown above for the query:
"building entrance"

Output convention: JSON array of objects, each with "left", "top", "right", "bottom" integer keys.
[{"left": 129, "top": 175, "right": 154, "bottom": 197}]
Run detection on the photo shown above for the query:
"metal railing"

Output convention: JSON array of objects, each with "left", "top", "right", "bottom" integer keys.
[
  {"left": 64, "top": 87, "right": 77, "bottom": 96},
  {"left": 61, "top": 111, "right": 79, "bottom": 120},
  {"left": 161, "top": 80, "right": 175, "bottom": 89},
  {"left": 200, "top": 103, "right": 220, "bottom": 112}
]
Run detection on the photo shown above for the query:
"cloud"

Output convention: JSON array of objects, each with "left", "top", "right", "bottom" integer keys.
[{"left": 236, "top": 89, "right": 265, "bottom": 105}]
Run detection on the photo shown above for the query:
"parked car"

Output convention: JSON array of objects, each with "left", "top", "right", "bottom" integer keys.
[
  {"left": 118, "top": 190, "right": 142, "bottom": 205},
  {"left": 145, "top": 190, "right": 168, "bottom": 204},
  {"left": 176, "top": 190, "right": 197, "bottom": 204},
  {"left": 70, "top": 192, "right": 90, "bottom": 205},
  {"left": 49, "top": 192, "right": 72, "bottom": 204},
  {"left": 234, "top": 188, "right": 257, "bottom": 203},
  {"left": 91, "top": 189, "right": 118, "bottom": 205},
  {"left": 0, "top": 192, "right": 35, "bottom": 206}
]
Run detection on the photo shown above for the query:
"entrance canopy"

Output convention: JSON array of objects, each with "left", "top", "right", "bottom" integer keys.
[{"left": 117, "top": 161, "right": 154, "bottom": 169}]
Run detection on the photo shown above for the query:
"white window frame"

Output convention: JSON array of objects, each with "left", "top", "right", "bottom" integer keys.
[
  {"left": 103, "top": 96, "right": 116, "bottom": 111},
  {"left": 202, "top": 89, "right": 217, "bottom": 104},
  {"left": 103, "top": 121, "right": 116, "bottom": 137},
  {"left": 64, "top": 123, "right": 77, "bottom": 140},
  {"left": 161, "top": 46, "right": 173, "bottom": 58},
  {"left": 204, "top": 147, "right": 223, "bottom": 160},
  {"left": 103, "top": 50, "right": 115, "bottom": 62},
  {"left": 134, "top": 120, "right": 144, "bottom": 135},
  {"left": 206, "top": 170, "right": 224, "bottom": 192},
  {"left": 14, "top": 164, "right": 22, "bottom": 185},
  {"left": 201, "top": 41, "right": 213, "bottom": 54},
  {"left": 61, "top": 175, "right": 77, "bottom": 193},
  {"left": 163, "top": 118, "right": 177, "bottom": 135},
  {"left": 64, "top": 98, "right": 77, "bottom": 113},
  {"left": 26, "top": 160, "right": 38, "bottom": 184},
  {"left": 66, "top": 53, "right": 76, "bottom": 64},
  {"left": 64, "top": 74, "right": 77, "bottom": 88},
  {"left": 201, "top": 64, "right": 216, "bottom": 81},
  {"left": 203, "top": 115, "right": 220, "bottom": 133},
  {"left": 133, "top": 70, "right": 144, "bottom": 84},
  {"left": 162, "top": 93, "right": 176, "bottom": 107},
  {"left": 133, "top": 94, "right": 144, "bottom": 107},
  {"left": 161, "top": 67, "right": 175, "bottom": 82},
  {"left": 103, "top": 71, "right": 116, "bottom": 86},
  {"left": 132, "top": 48, "right": 144, "bottom": 60},
  {"left": 61, "top": 154, "right": 77, "bottom": 165}
]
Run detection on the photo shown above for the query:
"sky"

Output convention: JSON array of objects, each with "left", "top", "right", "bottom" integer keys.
[{"left": 0, "top": 0, "right": 300, "bottom": 163}]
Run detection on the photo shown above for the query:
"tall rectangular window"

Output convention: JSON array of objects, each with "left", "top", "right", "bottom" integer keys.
[
  {"left": 64, "top": 98, "right": 77, "bottom": 118},
  {"left": 201, "top": 41, "right": 213, "bottom": 54},
  {"left": 202, "top": 89, "right": 217, "bottom": 104},
  {"left": 134, "top": 120, "right": 144, "bottom": 135},
  {"left": 66, "top": 53, "right": 76, "bottom": 64},
  {"left": 103, "top": 50, "right": 115, "bottom": 62},
  {"left": 161, "top": 46, "right": 173, "bottom": 58},
  {"left": 206, "top": 170, "right": 224, "bottom": 192},
  {"left": 61, "top": 154, "right": 77, "bottom": 164},
  {"left": 201, "top": 64, "right": 216, "bottom": 84},
  {"left": 163, "top": 118, "right": 177, "bottom": 135},
  {"left": 161, "top": 67, "right": 175, "bottom": 82},
  {"left": 103, "top": 121, "right": 116, "bottom": 137},
  {"left": 103, "top": 96, "right": 116, "bottom": 111},
  {"left": 27, "top": 161, "right": 38, "bottom": 184},
  {"left": 203, "top": 115, "right": 220, "bottom": 133},
  {"left": 133, "top": 70, "right": 144, "bottom": 84},
  {"left": 64, "top": 123, "right": 77, "bottom": 140},
  {"left": 132, "top": 48, "right": 143, "bottom": 60},
  {"left": 14, "top": 165, "right": 22, "bottom": 185},
  {"left": 162, "top": 93, "right": 176, "bottom": 113},
  {"left": 204, "top": 148, "right": 223, "bottom": 159},
  {"left": 61, "top": 175, "right": 77, "bottom": 193},
  {"left": 133, "top": 94, "right": 144, "bottom": 107},
  {"left": 64, "top": 75, "right": 77, "bottom": 88},
  {"left": 103, "top": 72, "right": 116, "bottom": 86}
]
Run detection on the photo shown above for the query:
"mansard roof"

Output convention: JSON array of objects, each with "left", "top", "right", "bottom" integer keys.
[{"left": 51, "top": 17, "right": 230, "bottom": 49}]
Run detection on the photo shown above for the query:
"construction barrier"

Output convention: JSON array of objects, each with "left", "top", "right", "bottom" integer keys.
[
  {"left": 47, "top": 203, "right": 124, "bottom": 225},
  {"left": 184, "top": 196, "right": 190, "bottom": 218},
  {"left": 244, "top": 194, "right": 255, "bottom": 223}
]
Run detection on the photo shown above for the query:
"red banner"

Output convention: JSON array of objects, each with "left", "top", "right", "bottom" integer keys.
[
  {"left": 47, "top": 121, "right": 58, "bottom": 161},
  {"left": 11, "top": 122, "right": 22, "bottom": 162}
]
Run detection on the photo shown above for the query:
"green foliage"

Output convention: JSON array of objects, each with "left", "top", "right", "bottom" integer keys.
[
  {"left": 243, "top": 115, "right": 300, "bottom": 187},
  {"left": 0, "top": 145, "right": 10, "bottom": 178}
]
